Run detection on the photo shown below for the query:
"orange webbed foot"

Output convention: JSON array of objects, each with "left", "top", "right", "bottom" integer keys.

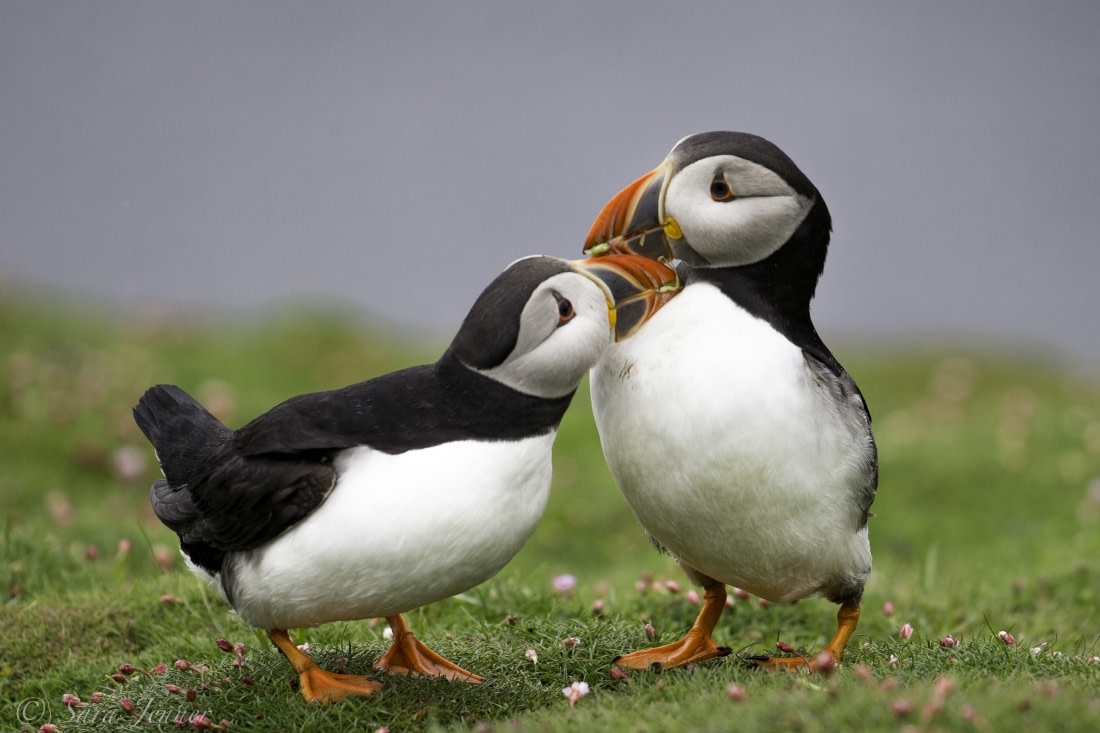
[
  {"left": 614, "top": 635, "right": 731, "bottom": 671},
  {"left": 614, "top": 581, "right": 730, "bottom": 672},
  {"left": 298, "top": 668, "right": 384, "bottom": 703},
  {"left": 748, "top": 602, "right": 861, "bottom": 674},
  {"left": 374, "top": 615, "right": 482, "bottom": 683},
  {"left": 266, "top": 629, "right": 383, "bottom": 704}
]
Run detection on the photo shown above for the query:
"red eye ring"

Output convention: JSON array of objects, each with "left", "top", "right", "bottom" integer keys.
[
  {"left": 554, "top": 293, "right": 575, "bottom": 324},
  {"left": 710, "top": 176, "right": 735, "bottom": 201}
]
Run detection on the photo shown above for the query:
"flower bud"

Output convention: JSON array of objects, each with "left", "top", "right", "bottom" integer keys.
[{"left": 813, "top": 651, "right": 837, "bottom": 677}]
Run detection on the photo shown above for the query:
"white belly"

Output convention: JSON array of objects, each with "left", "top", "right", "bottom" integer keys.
[
  {"left": 224, "top": 433, "right": 555, "bottom": 629},
  {"left": 591, "top": 284, "right": 871, "bottom": 602}
]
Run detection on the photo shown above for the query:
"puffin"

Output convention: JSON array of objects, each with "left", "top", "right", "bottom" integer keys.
[
  {"left": 583, "top": 131, "right": 878, "bottom": 672},
  {"left": 133, "top": 253, "right": 679, "bottom": 702}
]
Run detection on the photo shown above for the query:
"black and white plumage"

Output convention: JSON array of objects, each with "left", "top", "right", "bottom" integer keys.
[
  {"left": 584, "top": 132, "right": 878, "bottom": 671},
  {"left": 133, "top": 254, "right": 679, "bottom": 702}
]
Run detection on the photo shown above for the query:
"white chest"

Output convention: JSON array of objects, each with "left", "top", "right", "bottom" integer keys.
[
  {"left": 591, "top": 284, "right": 872, "bottom": 601},
  {"left": 226, "top": 433, "right": 556, "bottom": 629}
]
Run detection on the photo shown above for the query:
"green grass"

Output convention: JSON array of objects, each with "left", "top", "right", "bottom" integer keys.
[{"left": 3, "top": 289, "right": 1100, "bottom": 732}]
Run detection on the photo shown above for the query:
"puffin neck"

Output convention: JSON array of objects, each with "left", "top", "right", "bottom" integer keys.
[{"left": 685, "top": 197, "right": 841, "bottom": 374}]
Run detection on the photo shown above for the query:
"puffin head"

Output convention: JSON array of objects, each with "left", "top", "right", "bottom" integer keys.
[
  {"left": 448, "top": 254, "right": 680, "bottom": 398},
  {"left": 584, "top": 132, "right": 830, "bottom": 271}
]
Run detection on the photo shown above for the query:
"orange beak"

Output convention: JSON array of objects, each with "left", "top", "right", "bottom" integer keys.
[
  {"left": 571, "top": 254, "right": 681, "bottom": 340},
  {"left": 583, "top": 160, "right": 677, "bottom": 261}
]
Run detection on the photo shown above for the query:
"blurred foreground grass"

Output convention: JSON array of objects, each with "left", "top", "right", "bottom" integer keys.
[{"left": 2, "top": 290, "right": 1099, "bottom": 731}]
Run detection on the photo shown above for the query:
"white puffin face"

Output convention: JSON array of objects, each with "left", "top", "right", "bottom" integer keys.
[
  {"left": 665, "top": 155, "right": 814, "bottom": 267},
  {"left": 478, "top": 271, "right": 612, "bottom": 399}
]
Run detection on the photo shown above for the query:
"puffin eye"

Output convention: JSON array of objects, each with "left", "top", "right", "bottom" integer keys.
[
  {"left": 553, "top": 292, "right": 575, "bottom": 324},
  {"left": 710, "top": 176, "right": 735, "bottom": 201}
]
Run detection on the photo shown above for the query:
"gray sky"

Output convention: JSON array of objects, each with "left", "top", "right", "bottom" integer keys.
[{"left": 2, "top": 2, "right": 1098, "bottom": 363}]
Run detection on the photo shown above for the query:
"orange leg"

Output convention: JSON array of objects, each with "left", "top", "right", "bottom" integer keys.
[
  {"left": 614, "top": 581, "right": 732, "bottom": 671},
  {"left": 267, "top": 629, "right": 383, "bottom": 703},
  {"left": 373, "top": 614, "right": 482, "bottom": 683},
  {"left": 752, "top": 602, "right": 861, "bottom": 672}
]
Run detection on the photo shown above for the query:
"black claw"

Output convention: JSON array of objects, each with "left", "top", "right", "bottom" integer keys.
[
  {"left": 611, "top": 655, "right": 623, "bottom": 663},
  {"left": 648, "top": 662, "right": 664, "bottom": 673},
  {"left": 716, "top": 646, "right": 733, "bottom": 656},
  {"left": 742, "top": 654, "right": 770, "bottom": 670}
]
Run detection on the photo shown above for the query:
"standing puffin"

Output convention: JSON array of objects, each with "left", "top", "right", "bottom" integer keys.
[
  {"left": 133, "top": 254, "right": 679, "bottom": 702},
  {"left": 584, "top": 132, "right": 877, "bottom": 671}
]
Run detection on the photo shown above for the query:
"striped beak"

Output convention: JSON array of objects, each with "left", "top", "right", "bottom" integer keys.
[
  {"left": 571, "top": 254, "right": 681, "bottom": 341},
  {"left": 583, "top": 159, "right": 680, "bottom": 261}
]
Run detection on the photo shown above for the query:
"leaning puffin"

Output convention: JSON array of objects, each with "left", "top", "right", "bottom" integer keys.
[
  {"left": 584, "top": 132, "right": 878, "bottom": 671},
  {"left": 133, "top": 254, "right": 679, "bottom": 702}
]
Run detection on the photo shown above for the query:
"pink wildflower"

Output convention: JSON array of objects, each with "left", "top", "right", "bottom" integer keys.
[{"left": 551, "top": 574, "right": 576, "bottom": 593}]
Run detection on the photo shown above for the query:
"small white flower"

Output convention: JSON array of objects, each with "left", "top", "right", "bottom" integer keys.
[
  {"left": 562, "top": 681, "right": 589, "bottom": 707},
  {"left": 383, "top": 626, "right": 394, "bottom": 640},
  {"left": 525, "top": 649, "right": 538, "bottom": 664}
]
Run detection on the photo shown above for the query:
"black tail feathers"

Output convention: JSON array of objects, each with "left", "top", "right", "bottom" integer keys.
[{"left": 133, "top": 384, "right": 233, "bottom": 489}]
